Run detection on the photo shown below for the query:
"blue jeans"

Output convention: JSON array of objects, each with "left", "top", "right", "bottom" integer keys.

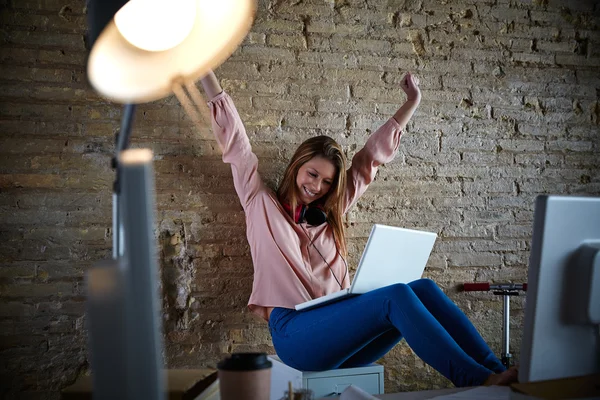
[{"left": 268, "top": 279, "right": 505, "bottom": 387}]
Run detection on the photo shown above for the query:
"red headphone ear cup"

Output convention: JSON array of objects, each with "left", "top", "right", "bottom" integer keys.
[
  {"left": 282, "top": 202, "right": 305, "bottom": 223},
  {"left": 282, "top": 202, "right": 323, "bottom": 225},
  {"left": 295, "top": 204, "right": 306, "bottom": 223}
]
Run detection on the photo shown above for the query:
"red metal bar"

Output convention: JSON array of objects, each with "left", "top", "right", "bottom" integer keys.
[
  {"left": 463, "top": 282, "right": 491, "bottom": 292},
  {"left": 462, "top": 282, "right": 527, "bottom": 292}
]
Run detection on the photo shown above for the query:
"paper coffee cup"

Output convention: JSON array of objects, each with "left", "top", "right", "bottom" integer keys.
[{"left": 218, "top": 352, "right": 272, "bottom": 400}]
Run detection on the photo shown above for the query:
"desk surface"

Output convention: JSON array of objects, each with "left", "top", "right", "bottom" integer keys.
[
  {"left": 378, "top": 387, "right": 468, "bottom": 399},
  {"left": 321, "top": 387, "right": 468, "bottom": 399}
]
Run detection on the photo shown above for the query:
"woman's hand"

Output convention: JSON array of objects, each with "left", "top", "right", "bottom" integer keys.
[{"left": 400, "top": 72, "right": 421, "bottom": 103}]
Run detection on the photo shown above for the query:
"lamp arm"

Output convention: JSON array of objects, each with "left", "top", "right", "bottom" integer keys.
[
  {"left": 116, "top": 104, "right": 137, "bottom": 154},
  {"left": 112, "top": 103, "right": 137, "bottom": 194},
  {"left": 112, "top": 103, "right": 137, "bottom": 258}
]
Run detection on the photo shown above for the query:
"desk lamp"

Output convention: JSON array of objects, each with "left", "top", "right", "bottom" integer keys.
[{"left": 84, "top": 1, "right": 256, "bottom": 399}]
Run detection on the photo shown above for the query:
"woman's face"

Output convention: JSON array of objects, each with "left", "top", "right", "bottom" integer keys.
[{"left": 296, "top": 156, "right": 337, "bottom": 205}]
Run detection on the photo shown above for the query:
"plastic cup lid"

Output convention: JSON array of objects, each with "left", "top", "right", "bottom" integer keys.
[{"left": 217, "top": 352, "right": 272, "bottom": 371}]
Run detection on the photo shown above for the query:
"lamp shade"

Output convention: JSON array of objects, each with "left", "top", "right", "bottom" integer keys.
[{"left": 87, "top": 0, "right": 256, "bottom": 104}]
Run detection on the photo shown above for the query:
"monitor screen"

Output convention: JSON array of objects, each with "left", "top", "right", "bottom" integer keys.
[{"left": 520, "top": 195, "right": 600, "bottom": 383}]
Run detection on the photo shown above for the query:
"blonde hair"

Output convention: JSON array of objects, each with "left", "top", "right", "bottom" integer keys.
[{"left": 277, "top": 136, "right": 348, "bottom": 256}]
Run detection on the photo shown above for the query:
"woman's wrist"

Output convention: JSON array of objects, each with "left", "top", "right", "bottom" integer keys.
[
  {"left": 392, "top": 98, "right": 420, "bottom": 128},
  {"left": 200, "top": 71, "right": 223, "bottom": 100}
]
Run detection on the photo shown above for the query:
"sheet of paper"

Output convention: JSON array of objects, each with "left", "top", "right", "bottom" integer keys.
[
  {"left": 429, "top": 386, "right": 511, "bottom": 400},
  {"left": 340, "top": 385, "right": 379, "bottom": 400}
]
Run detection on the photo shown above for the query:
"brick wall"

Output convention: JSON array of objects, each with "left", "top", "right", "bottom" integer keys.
[{"left": 1, "top": 0, "right": 599, "bottom": 397}]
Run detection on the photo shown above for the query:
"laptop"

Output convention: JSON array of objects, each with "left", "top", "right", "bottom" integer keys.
[{"left": 295, "top": 224, "right": 437, "bottom": 311}]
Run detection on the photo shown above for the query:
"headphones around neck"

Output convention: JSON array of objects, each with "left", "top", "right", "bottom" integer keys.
[
  {"left": 283, "top": 203, "right": 327, "bottom": 226},
  {"left": 282, "top": 201, "right": 346, "bottom": 289}
]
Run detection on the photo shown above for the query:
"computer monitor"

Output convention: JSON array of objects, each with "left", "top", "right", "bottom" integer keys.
[{"left": 519, "top": 195, "right": 600, "bottom": 383}]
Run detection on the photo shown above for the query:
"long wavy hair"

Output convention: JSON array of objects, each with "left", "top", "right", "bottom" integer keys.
[{"left": 277, "top": 136, "right": 348, "bottom": 256}]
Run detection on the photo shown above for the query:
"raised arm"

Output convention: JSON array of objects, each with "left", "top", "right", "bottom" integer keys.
[
  {"left": 199, "top": 70, "right": 264, "bottom": 209},
  {"left": 200, "top": 70, "right": 223, "bottom": 100},
  {"left": 393, "top": 72, "right": 421, "bottom": 129},
  {"left": 343, "top": 72, "right": 421, "bottom": 212}
]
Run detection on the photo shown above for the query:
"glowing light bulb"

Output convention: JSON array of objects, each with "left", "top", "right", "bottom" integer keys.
[{"left": 114, "top": 0, "right": 197, "bottom": 52}]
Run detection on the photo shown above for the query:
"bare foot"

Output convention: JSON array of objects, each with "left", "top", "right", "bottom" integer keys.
[{"left": 483, "top": 366, "right": 519, "bottom": 386}]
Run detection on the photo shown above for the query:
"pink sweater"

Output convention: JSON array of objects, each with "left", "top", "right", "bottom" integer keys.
[{"left": 208, "top": 92, "right": 403, "bottom": 321}]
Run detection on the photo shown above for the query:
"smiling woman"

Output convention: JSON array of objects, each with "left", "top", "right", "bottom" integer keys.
[
  {"left": 277, "top": 135, "right": 348, "bottom": 256},
  {"left": 296, "top": 156, "right": 336, "bottom": 204},
  {"left": 198, "top": 69, "right": 517, "bottom": 387}
]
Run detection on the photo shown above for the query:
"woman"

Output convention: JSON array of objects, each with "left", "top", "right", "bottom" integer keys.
[{"left": 199, "top": 70, "right": 517, "bottom": 387}]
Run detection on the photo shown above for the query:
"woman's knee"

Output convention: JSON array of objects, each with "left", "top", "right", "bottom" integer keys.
[
  {"left": 408, "top": 278, "right": 439, "bottom": 294},
  {"left": 378, "top": 283, "right": 415, "bottom": 301},
  {"left": 377, "top": 283, "right": 429, "bottom": 312}
]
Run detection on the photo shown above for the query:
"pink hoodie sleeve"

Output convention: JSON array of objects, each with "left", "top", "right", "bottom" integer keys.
[
  {"left": 344, "top": 118, "right": 403, "bottom": 213},
  {"left": 207, "top": 91, "right": 263, "bottom": 209}
]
